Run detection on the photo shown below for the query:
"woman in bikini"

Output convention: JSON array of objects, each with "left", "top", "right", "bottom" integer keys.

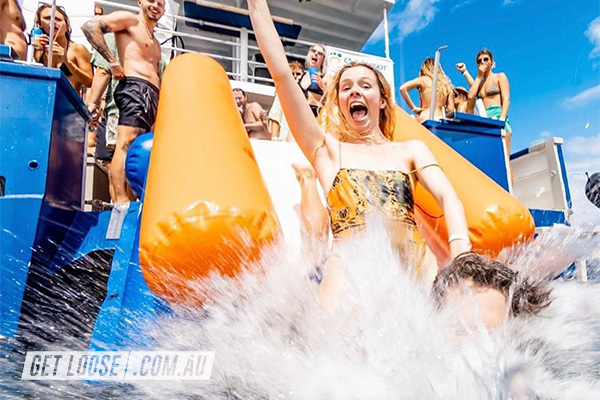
[
  {"left": 34, "top": 4, "right": 93, "bottom": 95},
  {"left": 248, "top": 0, "right": 471, "bottom": 308},
  {"left": 298, "top": 43, "right": 327, "bottom": 116},
  {"left": 458, "top": 49, "right": 512, "bottom": 154},
  {"left": 399, "top": 57, "right": 455, "bottom": 122}
]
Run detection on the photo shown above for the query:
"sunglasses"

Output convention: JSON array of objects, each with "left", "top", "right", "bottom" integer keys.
[
  {"left": 477, "top": 57, "right": 490, "bottom": 64},
  {"left": 310, "top": 48, "right": 325, "bottom": 57},
  {"left": 292, "top": 71, "right": 303, "bottom": 77}
]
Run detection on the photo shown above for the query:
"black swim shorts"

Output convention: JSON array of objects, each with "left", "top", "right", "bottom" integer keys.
[
  {"left": 114, "top": 77, "right": 159, "bottom": 132},
  {"left": 94, "top": 119, "right": 115, "bottom": 161}
]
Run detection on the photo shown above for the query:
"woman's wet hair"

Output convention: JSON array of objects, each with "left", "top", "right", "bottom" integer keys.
[
  {"left": 419, "top": 57, "right": 453, "bottom": 98},
  {"left": 319, "top": 62, "right": 395, "bottom": 143},
  {"left": 432, "top": 252, "right": 553, "bottom": 317},
  {"left": 35, "top": 4, "right": 72, "bottom": 41}
]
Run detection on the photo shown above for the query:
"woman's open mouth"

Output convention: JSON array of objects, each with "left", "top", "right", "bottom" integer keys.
[{"left": 349, "top": 102, "right": 368, "bottom": 122}]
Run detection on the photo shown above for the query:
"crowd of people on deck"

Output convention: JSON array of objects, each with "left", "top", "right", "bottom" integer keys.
[{"left": 2, "top": 0, "right": 541, "bottom": 333}]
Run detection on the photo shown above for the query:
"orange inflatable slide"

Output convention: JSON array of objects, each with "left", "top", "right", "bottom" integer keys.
[
  {"left": 139, "top": 54, "right": 534, "bottom": 304},
  {"left": 139, "top": 54, "right": 280, "bottom": 303}
]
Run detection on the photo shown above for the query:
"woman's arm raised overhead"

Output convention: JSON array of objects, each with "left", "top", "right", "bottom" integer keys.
[{"left": 247, "top": 0, "right": 328, "bottom": 165}]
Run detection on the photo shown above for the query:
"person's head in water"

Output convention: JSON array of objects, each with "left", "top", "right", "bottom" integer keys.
[
  {"left": 305, "top": 44, "right": 327, "bottom": 74},
  {"left": 432, "top": 252, "right": 552, "bottom": 330},
  {"left": 320, "top": 62, "right": 395, "bottom": 143},
  {"left": 138, "top": 0, "right": 166, "bottom": 22},
  {"left": 476, "top": 48, "right": 495, "bottom": 71},
  {"left": 419, "top": 57, "right": 453, "bottom": 98},
  {"left": 35, "top": 4, "right": 71, "bottom": 41}
]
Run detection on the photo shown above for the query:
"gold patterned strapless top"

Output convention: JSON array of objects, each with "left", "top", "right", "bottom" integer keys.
[
  {"left": 326, "top": 167, "right": 425, "bottom": 270},
  {"left": 326, "top": 168, "right": 416, "bottom": 237}
]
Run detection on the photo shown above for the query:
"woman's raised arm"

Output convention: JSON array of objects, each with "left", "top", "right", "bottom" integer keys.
[{"left": 247, "top": 0, "right": 327, "bottom": 165}]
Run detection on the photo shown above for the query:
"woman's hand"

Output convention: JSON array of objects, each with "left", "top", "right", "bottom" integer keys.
[
  {"left": 87, "top": 103, "right": 100, "bottom": 127},
  {"left": 312, "top": 73, "right": 325, "bottom": 90},
  {"left": 449, "top": 238, "right": 472, "bottom": 259},
  {"left": 37, "top": 33, "right": 50, "bottom": 49},
  {"left": 109, "top": 63, "right": 125, "bottom": 80},
  {"left": 47, "top": 41, "right": 66, "bottom": 64},
  {"left": 455, "top": 62, "right": 466, "bottom": 73},
  {"left": 477, "top": 62, "right": 489, "bottom": 78},
  {"left": 412, "top": 106, "right": 424, "bottom": 115}
]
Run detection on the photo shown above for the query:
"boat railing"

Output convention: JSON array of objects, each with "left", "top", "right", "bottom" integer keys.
[
  {"left": 95, "top": 0, "right": 375, "bottom": 88},
  {"left": 511, "top": 137, "right": 573, "bottom": 226},
  {"left": 94, "top": 0, "right": 396, "bottom": 105}
]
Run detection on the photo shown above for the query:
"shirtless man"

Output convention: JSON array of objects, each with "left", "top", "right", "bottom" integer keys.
[
  {"left": 82, "top": 0, "right": 165, "bottom": 203},
  {"left": 0, "top": 0, "right": 27, "bottom": 60},
  {"left": 232, "top": 88, "right": 269, "bottom": 140}
]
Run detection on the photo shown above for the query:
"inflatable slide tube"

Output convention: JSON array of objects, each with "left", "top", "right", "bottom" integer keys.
[
  {"left": 139, "top": 54, "right": 281, "bottom": 304},
  {"left": 392, "top": 108, "right": 535, "bottom": 262}
]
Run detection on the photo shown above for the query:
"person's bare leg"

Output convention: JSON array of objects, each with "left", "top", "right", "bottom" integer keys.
[
  {"left": 104, "top": 160, "right": 115, "bottom": 201},
  {"left": 109, "top": 125, "right": 143, "bottom": 203},
  {"left": 292, "top": 163, "right": 329, "bottom": 240},
  {"left": 317, "top": 255, "right": 344, "bottom": 311},
  {"left": 293, "top": 163, "right": 330, "bottom": 267}
]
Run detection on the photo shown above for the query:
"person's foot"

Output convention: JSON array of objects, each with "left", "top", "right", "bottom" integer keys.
[{"left": 292, "top": 163, "right": 316, "bottom": 185}]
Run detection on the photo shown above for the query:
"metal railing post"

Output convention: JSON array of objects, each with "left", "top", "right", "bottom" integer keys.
[
  {"left": 47, "top": 0, "right": 57, "bottom": 68},
  {"left": 383, "top": 1, "right": 394, "bottom": 60},
  {"left": 429, "top": 45, "right": 448, "bottom": 121},
  {"left": 240, "top": 27, "right": 249, "bottom": 82}
]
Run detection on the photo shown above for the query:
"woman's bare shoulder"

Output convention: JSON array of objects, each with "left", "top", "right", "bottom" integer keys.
[
  {"left": 495, "top": 71, "right": 509, "bottom": 81},
  {"left": 395, "top": 139, "right": 428, "bottom": 151},
  {"left": 71, "top": 42, "right": 91, "bottom": 58}
]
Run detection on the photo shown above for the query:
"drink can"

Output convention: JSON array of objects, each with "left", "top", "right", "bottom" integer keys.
[
  {"left": 308, "top": 67, "right": 319, "bottom": 83},
  {"left": 31, "top": 27, "right": 44, "bottom": 50}
]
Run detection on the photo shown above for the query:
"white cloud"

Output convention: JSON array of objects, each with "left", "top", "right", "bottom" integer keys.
[
  {"left": 585, "top": 17, "right": 600, "bottom": 58},
  {"left": 452, "top": 0, "right": 475, "bottom": 12},
  {"left": 385, "top": 0, "right": 441, "bottom": 42},
  {"left": 539, "top": 130, "right": 551, "bottom": 138},
  {"left": 502, "top": 0, "right": 520, "bottom": 5},
  {"left": 564, "top": 134, "right": 600, "bottom": 161},
  {"left": 562, "top": 84, "right": 600, "bottom": 109}
]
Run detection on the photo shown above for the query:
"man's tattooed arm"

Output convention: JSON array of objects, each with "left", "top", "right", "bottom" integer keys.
[{"left": 82, "top": 18, "right": 116, "bottom": 64}]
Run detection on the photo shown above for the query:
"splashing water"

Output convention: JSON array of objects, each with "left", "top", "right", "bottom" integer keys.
[{"left": 2, "top": 222, "right": 600, "bottom": 399}]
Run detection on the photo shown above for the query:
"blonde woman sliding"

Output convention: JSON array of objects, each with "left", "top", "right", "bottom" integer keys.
[{"left": 247, "top": 0, "right": 471, "bottom": 309}]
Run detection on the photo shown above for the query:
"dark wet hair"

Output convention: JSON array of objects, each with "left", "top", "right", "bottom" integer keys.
[{"left": 432, "top": 252, "right": 552, "bottom": 317}]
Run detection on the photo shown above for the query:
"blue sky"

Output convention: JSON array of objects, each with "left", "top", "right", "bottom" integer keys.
[{"left": 363, "top": 0, "right": 600, "bottom": 224}]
